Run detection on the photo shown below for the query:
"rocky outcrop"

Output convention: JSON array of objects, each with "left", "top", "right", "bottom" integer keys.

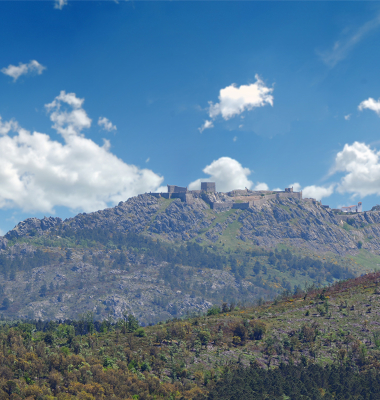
[
  {"left": 5, "top": 216, "right": 62, "bottom": 239},
  {"left": 4, "top": 193, "right": 380, "bottom": 256}
]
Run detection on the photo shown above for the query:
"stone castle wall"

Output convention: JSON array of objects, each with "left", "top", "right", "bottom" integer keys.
[
  {"left": 232, "top": 202, "right": 252, "bottom": 210},
  {"left": 150, "top": 187, "right": 302, "bottom": 210},
  {"left": 211, "top": 202, "right": 233, "bottom": 211}
]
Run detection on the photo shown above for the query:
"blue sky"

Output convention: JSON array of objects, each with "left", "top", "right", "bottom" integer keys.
[{"left": 1, "top": 1, "right": 380, "bottom": 234}]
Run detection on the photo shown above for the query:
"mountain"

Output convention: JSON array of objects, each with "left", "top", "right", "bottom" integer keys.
[{"left": 1, "top": 192, "right": 380, "bottom": 322}]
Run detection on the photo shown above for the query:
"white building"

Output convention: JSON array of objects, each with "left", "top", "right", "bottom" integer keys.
[{"left": 341, "top": 202, "right": 362, "bottom": 213}]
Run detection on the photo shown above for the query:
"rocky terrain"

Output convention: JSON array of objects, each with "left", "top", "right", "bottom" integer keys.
[
  {"left": 6, "top": 193, "right": 380, "bottom": 254},
  {"left": 1, "top": 193, "right": 380, "bottom": 322}
]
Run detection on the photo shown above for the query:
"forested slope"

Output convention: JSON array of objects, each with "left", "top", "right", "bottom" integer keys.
[{"left": 1, "top": 272, "right": 380, "bottom": 399}]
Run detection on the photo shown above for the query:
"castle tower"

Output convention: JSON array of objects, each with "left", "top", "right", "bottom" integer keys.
[{"left": 201, "top": 182, "right": 216, "bottom": 192}]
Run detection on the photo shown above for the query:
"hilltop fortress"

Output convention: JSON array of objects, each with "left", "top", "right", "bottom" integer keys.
[{"left": 150, "top": 182, "right": 302, "bottom": 211}]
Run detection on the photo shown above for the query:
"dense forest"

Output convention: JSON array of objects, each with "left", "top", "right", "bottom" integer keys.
[{"left": 207, "top": 364, "right": 380, "bottom": 399}]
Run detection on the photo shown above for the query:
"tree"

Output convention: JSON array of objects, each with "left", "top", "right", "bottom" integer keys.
[
  {"left": 66, "top": 248, "right": 73, "bottom": 260},
  {"left": 39, "top": 283, "right": 47, "bottom": 297},
  {"left": 253, "top": 261, "right": 261, "bottom": 275},
  {"left": 198, "top": 330, "right": 211, "bottom": 347},
  {"left": 125, "top": 314, "right": 139, "bottom": 332},
  {"left": 2, "top": 297, "right": 10, "bottom": 310}
]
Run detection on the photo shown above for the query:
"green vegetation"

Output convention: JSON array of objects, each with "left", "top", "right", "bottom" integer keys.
[
  {"left": 207, "top": 364, "right": 380, "bottom": 399},
  {"left": 351, "top": 249, "right": 380, "bottom": 272},
  {"left": 0, "top": 272, "right": 380, "bottom": 399}
]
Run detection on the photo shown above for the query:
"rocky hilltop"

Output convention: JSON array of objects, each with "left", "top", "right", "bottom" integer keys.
[
  {"left": 0, "top": 193, "right": 379, "bottom": 322},
  {"left": 6, "top": 193, "right": 380, "bottom": 255}
]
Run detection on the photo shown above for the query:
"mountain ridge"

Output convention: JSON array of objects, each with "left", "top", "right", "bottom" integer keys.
[{"left": 0, "top": 192, "right": 379, "bottom": 322}]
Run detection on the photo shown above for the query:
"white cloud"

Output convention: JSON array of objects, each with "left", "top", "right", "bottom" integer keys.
[
  {"left": 288, "top": 182, "right": 302, "bottom": 192},
  {"left": 0, "top": 117, "right": 18, "bottom": 135},
  {"left": 288, "top": 181, "right": 334, "bottom": 201},
  {"left": 302, "top": 185, "right": 335, "bottom": 201},
  {"left": 45, "top": 91, "right": 91, "bottom": 138},
  {"left": 54, "top": 0, "right": 67, "bottom": 9},
  {"left": 233, "top": 136, "right": 237, "bottom": 142},
  {"left": 344, "top": 114, "right": 351, "bottom": 120},
  {"left": 253, "top": 182, "right": 269, "bottom": 191},
  {"left": 0, "top": 228, "right": 4, "bottom": 236},
  {"left": 198, "top": 119, "right": 214, "bottom": 133},
  {"left": 199, "top": 75, "right": 273, "bottom": 131},
  {"left": 156, "top": 186, "right": 168, "bottom": 193},
  {"left": 1, "top": 60, "right": 46, "bottom": 82},
  {"left": 146, "top": 157, "right": 150, "bottom": 163},
  {"left": 317, "top": 14, "right": 380, "bottom": 68},
  {"left": 98, "top": 117, "right": 117, "bottom": 132},
  {"left": 358, "top": 98, "right": 380, "bottom": 116},
  {"left": 0, "top": 92, "right": 163, "bottom": 213},
  {"left": 189, "top": 157, "right": 253, "bottom": 192},
  {"left": 332, "top": 141, "right": 380, "bottom": 197}
]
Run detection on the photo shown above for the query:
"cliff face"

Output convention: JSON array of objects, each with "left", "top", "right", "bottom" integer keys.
[{"left": 6, "top": 194, "right": 380, "bottom": 256}]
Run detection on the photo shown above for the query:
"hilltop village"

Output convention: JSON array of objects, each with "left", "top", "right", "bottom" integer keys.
[{"left": 150, "top": 182, "right": 362, "bottom": 214}]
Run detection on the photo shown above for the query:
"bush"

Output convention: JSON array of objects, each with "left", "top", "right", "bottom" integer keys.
[
  {"left": 198, "top": 330, "right": 211, "bottom": 346},
  {"left": 249, "top": 320, "right": 267, "bottom": 340},
  {"left": 207, "top": 305, "right": 221, "bottom": 316},
  {"left": 233, "top": 323, "right": 248, "bottom": 344},
  {"left": 135, "top": 328, "right": 146, "bottom": 337},
  {"left": 232, "top": 336, "right": 241, "bottom": 345}
]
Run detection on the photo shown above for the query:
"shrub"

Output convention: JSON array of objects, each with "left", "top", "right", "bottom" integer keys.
[
  {"left": 207, "top": 305, "right": 221, "bottom": 316},
  {"left": 249, "top": 320, "right": 267, "bottom": 340},
  {"left": 233, "top": 323, "right": 248, "bottom": 344},
  {"left": 232, "top": 336, "right": 241, "bottom": 345},
  {"left": 135, "top": 328, "right": 146, "bottom": 337}
]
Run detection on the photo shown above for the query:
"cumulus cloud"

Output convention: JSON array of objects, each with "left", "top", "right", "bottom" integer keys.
[
  {"left": 54, "top": 0, "right": 67, "bottom": 9},
  {"left": 1, "top": 60, "right": 46, "bottom": 82},
  {"left": 303, "top": 185, "right": 335, "bottom": 201},
  {"left": 0, "top": 92, "right": 163, "bottom": 213},
  {"left": 358, "top": 98, "right": 380, "bottom": 116},
  {"left": 344, "top": 114, "right": 351, "bottom": 120},
  {"left": 199, "top": 75, "right": 273, "bottom": 131},
  {"left": 98, "top": 117, "right": 117, "bottom": 132},
  {"left": 317, "top": 14, "right": 380, "bottom": 68},
  {"left": 253, "top": 182, "right": 269, "bottom": 191},
  {"left": 189, "top": 157, "right": 253, "bottom": 192},
  {"left": 332, "top": 141, "right": 380, "bottom": 197}
]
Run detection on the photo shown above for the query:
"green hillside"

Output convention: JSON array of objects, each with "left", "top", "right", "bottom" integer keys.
[{"left": 1, "top": 272, "right": 380, "bottom": 399}]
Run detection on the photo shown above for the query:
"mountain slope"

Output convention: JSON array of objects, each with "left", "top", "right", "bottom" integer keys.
[{"left": 1, "top": 193, "right": 380, "bottom": 321}]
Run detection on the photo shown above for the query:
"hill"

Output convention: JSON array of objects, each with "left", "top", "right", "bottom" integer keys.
[
  {"left": 1, "top": 271, "right": 380, "bottom": 399},
  {"left": 1, "top": 192, "right": 380, "bottom": 321}
]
